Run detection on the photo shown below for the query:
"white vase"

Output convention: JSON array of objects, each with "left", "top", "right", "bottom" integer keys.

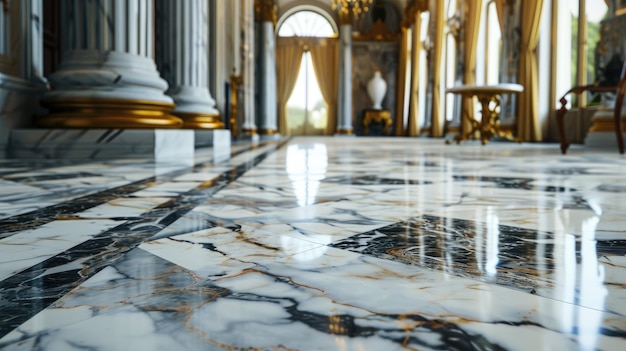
[{"left": 367, "top": 71, "right": 387, "bottom": 110}]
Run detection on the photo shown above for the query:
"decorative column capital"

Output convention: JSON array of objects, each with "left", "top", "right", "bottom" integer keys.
[
  {"left": 401, "top": 0, "right": 428, "bottom": 28},
  {"left": 255, "top": 0, "right": 276, "bottom": 25},
  {"left": 338, "top": 7, "right": 355, "bottom": 26}
]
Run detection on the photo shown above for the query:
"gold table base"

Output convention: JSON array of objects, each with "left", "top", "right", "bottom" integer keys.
[
  {"left": 446, "top": 84, "right": 523, "bottom": 145},
  {"left": 363, "top": 109, "right": 392, "bottom": 135}
]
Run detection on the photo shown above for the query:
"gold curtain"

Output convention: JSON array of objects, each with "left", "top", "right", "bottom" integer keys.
[
  {"left": 430, "top": 0, "right": 444, "bottom": 137},
  {"left": 461, "top": 0, "right": 483, "bottom": 136},
  {"left": 395, "top": 26, "right": 410, "bottom": 136},
  {"left": 407, "top": 10, "right": 423, "bottom": 136},
  {"left": 517, "top": 0, "right": 543, "bottom": 142},
  {"left": 495, "top": 0, "right": 505, "bottom": 34},
  {"left": 276, "top": 39, "right": 305, "bottom": 136},
  {"left": 310, "top": 39, "right": 340, "bottom": 135}
]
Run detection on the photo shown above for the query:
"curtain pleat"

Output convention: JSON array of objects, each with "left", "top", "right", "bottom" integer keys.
[
  {"left": 430, "top": 0, "right": 444, "bottom": 137},
  {"left": 517, "top": 0, "right": 544, "bottom": 142},
  {"left": 495, "top": 0, "right": 505, "bottom": 34},
  {"left": 395, "top": 26, "right": 410, "bottom": 136},
  {"left": 310, "top": 39, "right": 340, "bottom": 135},
  {"left": 461, "top": 0, "right": 483, "bottom": 136},
  {"left": 407, "top": 10, "right": 423, "bottom": 137},
  {"left": 276, "top": 39, "right": 304, "bottom": 136}
]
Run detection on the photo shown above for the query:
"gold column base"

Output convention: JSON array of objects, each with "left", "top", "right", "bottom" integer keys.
[
  {"left": 336, "top": 129, "right": 353, "bottom": 135},
  {"left": 589, "top": 110, "right": 626, "bottom": 132},
  {"left": 39, "top": 98, "right": 182, "bottom": 129},
  {"left": 175, "top": 112, "right": 224, "bottom": 129},
  {"left": 259, "top": 129, "right": 278, "bottom": 135},
  {"left": 242, "top": 128, "right": 258, "bottom": 135}
]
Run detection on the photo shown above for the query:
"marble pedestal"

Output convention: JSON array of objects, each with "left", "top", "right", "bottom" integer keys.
[{"left": 7, "top": 129, "right": 196, "bottom": 166}]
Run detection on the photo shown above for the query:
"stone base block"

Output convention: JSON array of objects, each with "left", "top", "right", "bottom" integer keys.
[
  {"left": 194, "top": 129, "right": 231, "bottom": 162},
  {"left": 7, "top": 129, "right": 195, "bottom": 165}
]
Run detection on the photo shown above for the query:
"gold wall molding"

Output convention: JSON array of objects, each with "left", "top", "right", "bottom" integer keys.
[{"left": 39, "top": 98, "right": 183, "bottom": 129}]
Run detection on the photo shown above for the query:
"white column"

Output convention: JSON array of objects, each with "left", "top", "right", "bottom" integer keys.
[
  {"left": 155, "top": 0, "right": 222, "bottom": 129},
  {"left": 240, "top": 0, "right": 257, "bottom": 136},
  {"left": 259, "top": 20, "right": 278, "bottom": 137},
  {"left": 40, "top": 0, "right": 180, "bottom": 128},
  {"left": 337, "top": 23, "right": 354, "bottom": 135}
]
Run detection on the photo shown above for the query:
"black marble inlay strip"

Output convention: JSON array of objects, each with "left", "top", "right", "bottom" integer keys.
[
  {"left": 0, "top": 139, "right": 289, "bottom": 338},
  {"left": 453, "top": 175, "right": 576, "bottom": 193},
  {"left": 0, "top": 142, "right": 272, "bottom": 239},
  {"left": 324, "top": 175, "right": 432, "bottom": 186},
  {"left": 330, "top": 214, "right": 626, "bottom": 298}
]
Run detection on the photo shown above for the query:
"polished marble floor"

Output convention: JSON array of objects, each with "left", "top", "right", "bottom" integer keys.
[{"left": 1, "top": 136, "right": 626, "bottom": 350}]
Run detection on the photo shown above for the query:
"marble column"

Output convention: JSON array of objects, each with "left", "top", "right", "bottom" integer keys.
[
  {"left": 155, "top": 0, "right": 222, "bottom": 129},
  {"left": 1, "top": 0, "right": 47, "bottom": 150},
  {"left": 336, "top": 11, "right": 354, "bottom": 135},
  {"left": 40, "top": 0, "right": 181, "bottom": 129},
  {"left": 240, "top": 0, "right": 258, "bottom": 137},
  {"left": 257, "top": 0, "right": 279, "bottom": 138},
  {"left": 20, "top": 0, "right": 46, "bottom": 86}
]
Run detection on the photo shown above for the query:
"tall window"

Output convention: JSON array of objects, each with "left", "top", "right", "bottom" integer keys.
[
  {"left": 560, "top": 0, "right": 609, "bottom": 107},
  {"left": 278, "top": 10, "right": 336, "bottom": 136},
  {"left": 569, "top": 0, "right": 608, "bottom": 106}
]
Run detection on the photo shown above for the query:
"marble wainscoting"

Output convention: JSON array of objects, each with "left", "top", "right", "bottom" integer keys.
[{"left": 0, "top": 137, "right": 626, "bottom": 350}]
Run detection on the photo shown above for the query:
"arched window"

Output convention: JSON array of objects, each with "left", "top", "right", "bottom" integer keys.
[
  {"left": 277, "top": 9, "right": 337, "bottom": 136},
  {"left": 278, "top": 10, "right": 336, "bottom": 37}
]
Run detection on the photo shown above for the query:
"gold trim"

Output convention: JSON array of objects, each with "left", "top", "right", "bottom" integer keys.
[
  {"left": 175, "top": 112, "right": 224, "bottom": 129},
  {"left": 39, "top": 98, "right": 182, "bottom": 129},
  {"left": 335, "top": 129, "right": 353, "bottom": 135},
  {"left": 616, "top": 8, "right": 626, "bottom": 16},
  {"left": 259, "top": 129, "right": 278, "bottom": 135},
  {"left": 242, "top": 128, "right": 258, "bottom": 135}
]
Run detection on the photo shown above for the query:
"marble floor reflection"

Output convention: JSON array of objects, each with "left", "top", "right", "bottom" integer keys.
[{"left": 1, "top": 137, "right": 626, "bottom": 350}]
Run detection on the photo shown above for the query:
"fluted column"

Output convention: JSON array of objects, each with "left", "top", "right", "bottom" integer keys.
[
  {"left": 155, "top": 0, "right": 222, "bottom": 129},
  {"left": 20, "top": 0, "right": 46, "bottom": 86},
  {"left": 336, "top": 10, "right": 353, "bottom": 135},
  {"left": 257, "top": 0, "right": 278, "bottom": 137},
  {"left": 40, "top": 0, "right": 181, "bottom": 129},
  {"left": 241, "top": 0, "right": 257, "bottom": 136}
]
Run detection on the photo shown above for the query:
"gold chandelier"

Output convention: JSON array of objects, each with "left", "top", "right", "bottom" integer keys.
[{"left": 331, "top": 0, "right": 373, "bottom": 17}]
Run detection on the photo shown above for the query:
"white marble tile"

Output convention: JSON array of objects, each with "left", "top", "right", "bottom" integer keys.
[
  {"left": 76, "top": 197, "right": 173, "bottom": 219},
  {"left": 0, "top": 220, "right": 118, "bottom": 281},
  {"left": 2, "top": 137, "right": 626, "bottom": 350}
]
